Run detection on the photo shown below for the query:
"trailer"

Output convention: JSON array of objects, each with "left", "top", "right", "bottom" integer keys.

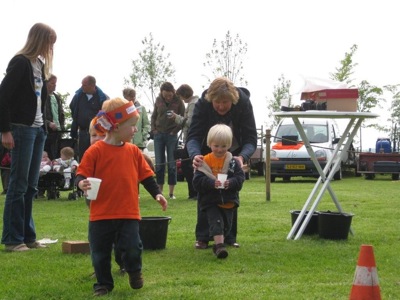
[{"left": 356, "top": 138, "right": 400, "bottom": 180}]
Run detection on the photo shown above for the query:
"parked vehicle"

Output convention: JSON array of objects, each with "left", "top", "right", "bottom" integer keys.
[
  {"left": 248, "top": 126, "right": 265, "bottom": 177},
  {"left": 356, "top": 137, "right": 400, "bottom": 180},
  {"left": 268, "top": 118, "right": 346, "bottom": 182}
]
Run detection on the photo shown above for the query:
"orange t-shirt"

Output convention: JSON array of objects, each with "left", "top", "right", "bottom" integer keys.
[
  {"left": 77, "top": 141, "right": 154, "bottom": 221},
  {"left": 203, "top": 153, "right": 235, "bottom": 209},
  {"left": 203, "top": 153, "right": 226, "bottom": 176}
]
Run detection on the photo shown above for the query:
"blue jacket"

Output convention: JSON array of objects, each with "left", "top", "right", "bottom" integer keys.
[{"left": 69, "top": 86, "right": 109, "bottom": 138}]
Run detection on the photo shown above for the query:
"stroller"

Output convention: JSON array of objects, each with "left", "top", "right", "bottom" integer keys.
[
  {"left": 37, "top": 170, "right": 81, "bottom": 200},
  {"left": 37, "top": 137, "right": 81, "bottom": 200}
]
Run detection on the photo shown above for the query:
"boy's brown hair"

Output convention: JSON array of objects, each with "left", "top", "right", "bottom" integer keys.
[{"left": 60, "top": 147, "right": 74, "bottom": 159}]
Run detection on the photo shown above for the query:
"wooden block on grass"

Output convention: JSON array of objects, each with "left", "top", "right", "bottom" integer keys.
[{"left": 62, "top": 241, "right": 90, "bottom": 254}]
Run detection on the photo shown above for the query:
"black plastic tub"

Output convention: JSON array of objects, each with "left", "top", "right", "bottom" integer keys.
[
  {"left": 318, "top": 211, "right": 354, "bottom": 240},
  {"left": 139, "top": 216, "right": 172, "bottom": 250},
  {"left": 290, "top": 210, "right": 319, "bottom": 235}
]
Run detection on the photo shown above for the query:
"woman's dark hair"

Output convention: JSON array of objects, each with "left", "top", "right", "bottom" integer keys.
[
  {"left": 160, "top": 82, "right": 175, "bottom": 92},
  {"left": 176, "top": 84, "right": 193, "bottom": 99}
]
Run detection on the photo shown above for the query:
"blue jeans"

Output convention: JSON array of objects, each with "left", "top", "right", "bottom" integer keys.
[
  {"left": 154, "top": 133, "right": 177, "bottom": 185},
  {"left": 89, "top": 219, "right": 142, "bottom": 292},
  {"left": 2, "top": 125, "right": 46, "bottom": 245}
]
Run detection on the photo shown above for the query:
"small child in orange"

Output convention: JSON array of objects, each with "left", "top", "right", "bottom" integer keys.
[
  {"left": 192, "top": 124, "right": 245, "bottom": 259},
  {"left": 89, "top": 118, "right": 106, "bottom": 145},
  {"left": 87, "top": 116, "right": 153, "bottom": 276},
  {"left": 76, "top": 97, "right": 167, "bottom": 296}
]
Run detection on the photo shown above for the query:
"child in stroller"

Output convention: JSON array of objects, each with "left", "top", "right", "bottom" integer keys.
[
  {"left": 37, "top": 147, "right": 79, "bottom": 200},
  {"left": 39, "top": 151, "right": 52, "bottom": 175},
  {"left": 37, "top": 151, "right": 53, "bottom": 198},
  {"left": 52, "top": 146, "right": 79, "bottom": 189}
]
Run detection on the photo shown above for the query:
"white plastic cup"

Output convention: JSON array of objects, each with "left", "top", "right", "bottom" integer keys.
[
  {"left": 86, "top": 177, "right": 102, "bottom": 200},
  {"left": 217, "top": 173, "right": 228, "bottom": 189}
]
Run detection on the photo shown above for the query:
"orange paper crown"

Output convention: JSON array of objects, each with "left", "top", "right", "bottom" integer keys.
[{"left": 94, "top": 101, "right": 138, "bottom": 134}]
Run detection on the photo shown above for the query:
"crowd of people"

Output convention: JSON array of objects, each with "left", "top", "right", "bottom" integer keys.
[{"left": 0, "top": 22, "right": 257, "bottom": 297}]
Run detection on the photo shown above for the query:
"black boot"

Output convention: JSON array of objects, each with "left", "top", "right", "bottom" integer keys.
[{"left": 213, "top": 243, "right": 228, "bottom": 259}]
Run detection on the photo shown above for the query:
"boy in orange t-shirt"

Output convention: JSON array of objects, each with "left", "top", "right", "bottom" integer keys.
[
  {"left": 192, "top": 124, "right": 245, "bottom": 259},
  {"left": 76, "top": 97, "right": 167, "bottom": 297}
]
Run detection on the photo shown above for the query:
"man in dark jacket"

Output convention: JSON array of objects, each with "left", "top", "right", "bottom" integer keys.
[
  {"left": 69, "top": 75, "right": 108, "bottom": 161},
  {"left": 186, "top": 77, "right": 257, "bottom": 249}
]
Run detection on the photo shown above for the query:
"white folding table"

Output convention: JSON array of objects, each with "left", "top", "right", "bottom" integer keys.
[{"left": 273, "top": 111, "right": 378, "bottom": 240}]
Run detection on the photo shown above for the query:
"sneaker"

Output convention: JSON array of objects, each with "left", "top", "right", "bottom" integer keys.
[
  {"left": 93, "top": 287, "right": 109, "bottom": 297},
  {"left": 213, "top": 243, "right": 228, "bottom": 259},
  {"left": 195, "top": 240, "right": 209, "bottom": 249},
  {"left": 226, "top": 242, "right": 240, "bottom": 248},
  {"left": 169, "top": 194, "right": 176, "bottom": 200},
  {"left": 128, "top": 271, "right": 144, "bottom": 289},
  {"left": 26, "top": 241, "right": 48, "bottom": 249},
  {"left": 5, "top": 243, "right": 30, "bottom": 252}
]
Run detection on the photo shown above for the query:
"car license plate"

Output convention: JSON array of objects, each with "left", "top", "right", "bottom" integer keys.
[{"left": 285, "top": 164, "right": 305, "bottom": 170}]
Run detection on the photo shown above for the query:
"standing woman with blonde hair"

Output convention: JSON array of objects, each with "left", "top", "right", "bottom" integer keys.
[{"left": 0, "top": 23, "right": 57, "bottom": 252}]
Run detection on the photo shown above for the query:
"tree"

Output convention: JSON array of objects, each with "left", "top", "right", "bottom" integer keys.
[
  {"left": 125, "top": 33, "right": 175, "bottom": 107},
  {"left": 203, "top": 31, "right": 248, "bottom": 86},
  {"left": 330, "top": 44, "right": 384, "bottom": 149},
  {"left": 383, "top": 84, "right": 400, "bottom": 150},
  {"left": 266, "top": 74, "right": 292, "bottom": 129},
  {"left": 357, "top": 80, "right": 384, "bottom": 114},
  {"left": 58, "top": 92, "right": 71, "bottom": 138},
  {"left": 330, "top": 44, "right": 385, "bottom": 115},
  {"left": 329, "top": 44, "right": 358, "bottom": 87}
]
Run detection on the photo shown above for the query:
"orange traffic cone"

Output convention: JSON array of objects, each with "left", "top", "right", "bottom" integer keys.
[{"left": 349, "top": 244, "right": 381, "bottom": 300}]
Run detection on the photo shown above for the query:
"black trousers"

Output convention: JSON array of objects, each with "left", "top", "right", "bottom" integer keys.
[
  {"left": 205, "top": 206, "right": 234, "bottom": 237},
  {"left": 44, "top": 131, "right": 61, "bottom": 160},
  {"left": 181, "top": 158, "right": 196, "bottom": 198},
  {"left": 78, "top": 130, "right": 90, "bottom": 162},
  {"left": 196, "top": 201, "right": 238, "bottom": 244},
  {"left": 1, "top": 167, "right": 10, "bottom": 193}
]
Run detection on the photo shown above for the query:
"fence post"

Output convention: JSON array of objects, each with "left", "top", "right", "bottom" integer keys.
[{"left": 265, "top": 129, "right": 271, "bottom": 201}]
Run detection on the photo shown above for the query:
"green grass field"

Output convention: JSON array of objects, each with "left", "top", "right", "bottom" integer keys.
[{"left": 0, "top": 172, "right": 399, "bottom": 299}]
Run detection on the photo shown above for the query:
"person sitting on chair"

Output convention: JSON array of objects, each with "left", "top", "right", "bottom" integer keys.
[
  {"left": 52, "top": 146, "right": 79, "bottom": 189},
  {"left": 39, "top": 151, "right": 52, "bottom": 176},
  {"left": 37, "top": 151, "right": 53, "bottom": 198}
]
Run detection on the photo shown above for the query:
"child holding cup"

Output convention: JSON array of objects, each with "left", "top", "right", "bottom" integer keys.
[
  {"left": 75, "top": 97, "right": 167, "bottom": 296},
  {"left": 192, "top": 124, "right": 245, "bottom": 259}
]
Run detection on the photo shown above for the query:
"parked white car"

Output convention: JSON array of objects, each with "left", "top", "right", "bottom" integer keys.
[{"left": 268, "top": 118, "right": 345, "bottom": 182}]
